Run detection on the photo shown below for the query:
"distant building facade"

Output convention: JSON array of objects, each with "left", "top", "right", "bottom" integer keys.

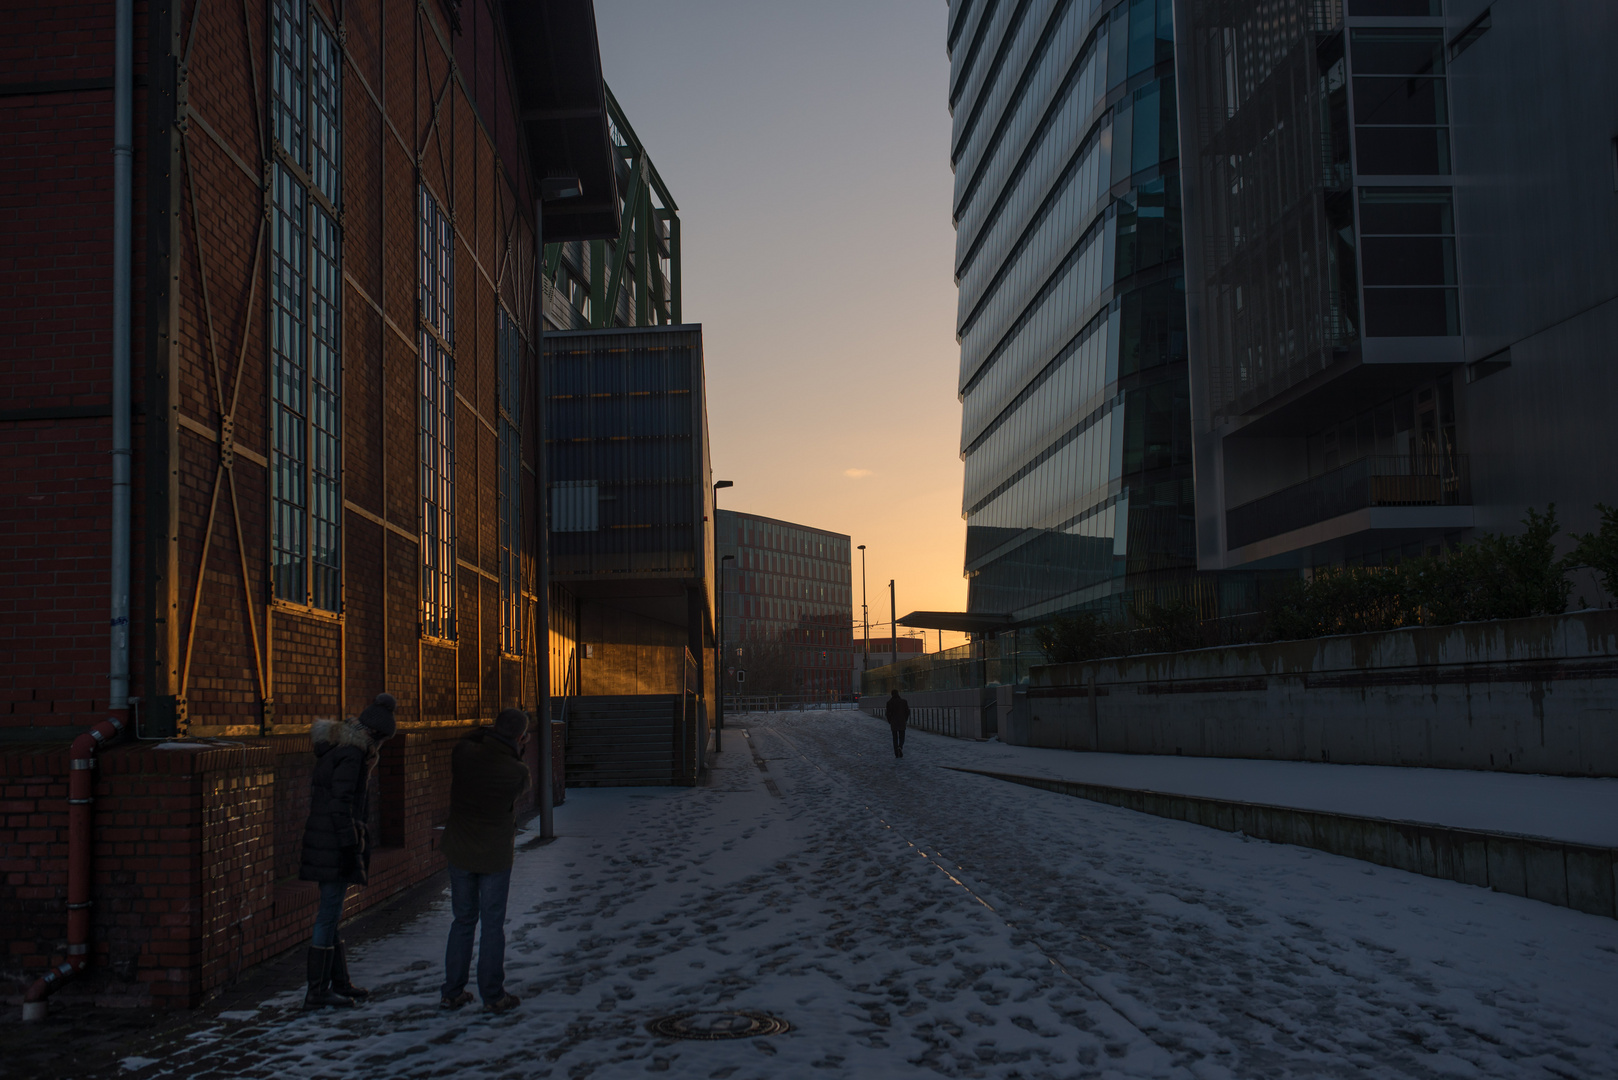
[
  {"left": 947, "top": 0, "right": 1232, "bottom": 629},
  {"left": 856, "top": 635, "right": 928, "bottom": 672},
  {"left": 1174, "top": 0, "right": 1618, "bottom": 570},
  {"left": 716, "top": 511, "right": 855, "bottom": 698}
]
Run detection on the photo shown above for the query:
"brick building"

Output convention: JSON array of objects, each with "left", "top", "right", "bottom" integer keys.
[{"left": 2, "top": 0, "right": 623, "bottom": 1008}]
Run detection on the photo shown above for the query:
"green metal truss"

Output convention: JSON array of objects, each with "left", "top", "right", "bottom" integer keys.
[{"left": 543, "top": 86, "right": 680, "bottom": 329}]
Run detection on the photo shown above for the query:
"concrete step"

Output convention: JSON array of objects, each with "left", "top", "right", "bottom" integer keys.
[
  {"left": 562, "top": 694, "right": 688, "bottom": 788},
  {"left": 566, "top": 735, "right": 673, "bottom": 744},
  {"left": 569, "top": 721, "right": 672, "bottom": 732},
  {"left": 951, "top": 767, "right": 1618, "bottom": 921},
  {"left": 566, "top": 768, "right": 673, "bottom": 782}
]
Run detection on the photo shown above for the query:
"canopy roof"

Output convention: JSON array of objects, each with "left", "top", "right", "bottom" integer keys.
[
  {"left": 896, "top": 611, "right": 1015, "bottom": 634},
  {"left": 503, "top": 0, "right": 620, "bottom": 241}
]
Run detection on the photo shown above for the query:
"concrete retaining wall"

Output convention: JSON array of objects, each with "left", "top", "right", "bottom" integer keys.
[
  {"left": 956, "top": 768, "right": 1618, "bottom": 919},
  {"left": 859, "top": 689, "right": 987, "bottom": 740},
  {"left": 1014, "top": 609, "right": 1618, "bottom": 776}
]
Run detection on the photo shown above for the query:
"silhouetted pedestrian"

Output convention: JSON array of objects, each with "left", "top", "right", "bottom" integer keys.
[
  {"left": 885, "top": 689, "right": 910, "bottom": 758},
  {"left": 299, "top": 692, "right": 397, "bottom": 1008},
  {"left": 440, "top": 708, "right": 531, "bottom": 1013}
]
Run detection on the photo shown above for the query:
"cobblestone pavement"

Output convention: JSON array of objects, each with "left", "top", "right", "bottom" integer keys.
[{"left": 89, "top": 712, "right": 1618, "bottom": 1079}]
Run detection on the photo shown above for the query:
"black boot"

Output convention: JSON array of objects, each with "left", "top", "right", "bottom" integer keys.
[
  {"left": 330, "top": 939, "right": 370, "bottom": 1000},
  {"left": 304, "top": 946, "right": 357, "bottom": 1009}
]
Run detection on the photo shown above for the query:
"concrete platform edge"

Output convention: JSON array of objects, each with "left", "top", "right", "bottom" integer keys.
[{"left": 950, "top": 767, "right": 1618, "bottom": 920}]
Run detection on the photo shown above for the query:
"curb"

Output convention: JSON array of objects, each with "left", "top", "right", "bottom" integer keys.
[{"left": 949, "top": 766, "right": 1618, "bottom": 919}]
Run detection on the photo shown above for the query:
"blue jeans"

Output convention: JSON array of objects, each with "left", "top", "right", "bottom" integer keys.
[
  {"left": 442, "top": 865, "right": 513, "bottom": 1002},
  {"left": 311, "top": 881, "right": 348, "bottom": 948}
]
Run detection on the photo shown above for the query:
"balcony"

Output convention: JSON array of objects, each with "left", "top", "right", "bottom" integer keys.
[{"left": 1226, "top": 455, "right": 1471, "bottom": 551}]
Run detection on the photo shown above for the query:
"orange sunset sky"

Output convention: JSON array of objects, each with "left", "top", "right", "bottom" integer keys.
[{"left": 595, "top": 1, "right": 971, "bottom": 650}]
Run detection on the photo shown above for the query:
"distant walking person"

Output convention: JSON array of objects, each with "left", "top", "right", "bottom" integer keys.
[
  {"left": 885, "top": 689, "right": 910, "bottom": 758},
  {"left": 299, "top": 693, "right": 397, "bottom": 1008},
  {"left": 440, "top": 708, "right": 532, "bottom": 1013}
]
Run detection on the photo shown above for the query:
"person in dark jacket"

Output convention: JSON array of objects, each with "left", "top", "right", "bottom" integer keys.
[
  {"left": 885, "top": 689, "right": 910, "bottom": 758},
  {"left": 440, "top": 707, "right": 531, "bottom": 1012},
  {"left": 299, "top": 693, "right": 397, "bottom": 1008}
]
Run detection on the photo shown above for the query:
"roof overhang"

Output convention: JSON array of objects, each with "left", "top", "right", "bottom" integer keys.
[
  {"left": 503, "top": 0, "right": 620, "bottom": 242},
  {"left": 897, "top": 611, "right": 1015, "bottom": 634}
]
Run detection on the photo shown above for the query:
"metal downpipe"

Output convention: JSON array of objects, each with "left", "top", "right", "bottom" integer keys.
[{"left": 21, "top": 717, "right": 125, "bottom": 1020}]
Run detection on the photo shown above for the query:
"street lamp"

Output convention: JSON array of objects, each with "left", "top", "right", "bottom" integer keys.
[
  {"left": 889, "top": 579, "right": 897, "bottom": 668},
  {"left": 720, "top": 553, "right": 735, "bottom": 724},
  {"left": 712, "top": 480, "right": 733, "bottom": 752},
  {"left": 857, "top": 545, "right": 869, "bottom": 675},
  {"left": 533, "top": 174, "right": 582, "bottom": 842}
]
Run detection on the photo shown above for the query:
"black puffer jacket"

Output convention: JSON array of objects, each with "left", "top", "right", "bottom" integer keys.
[{"left": 299, "top": 718, "right": 379, "bottom": 885}]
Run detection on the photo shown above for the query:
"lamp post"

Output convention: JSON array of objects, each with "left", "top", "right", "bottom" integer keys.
[
  {"left": 857, "top": 545, "right": 868, "bottom": 675},
  {"left": 712, "top": 480, "right": 733, "bottom": 752},
  {"left": 889, "top": 579, "right": 897, "bottom": 669},
  {"left": 532, "top": 175, "right": 581, "bottom": 841},
  {"left": 719, "top": 553, "right": 734, "bottom": 726}
]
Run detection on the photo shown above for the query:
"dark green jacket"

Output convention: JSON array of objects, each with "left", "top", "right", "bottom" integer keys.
[{"left": 442, "top": 728, "right": 531, "bottom": 873}]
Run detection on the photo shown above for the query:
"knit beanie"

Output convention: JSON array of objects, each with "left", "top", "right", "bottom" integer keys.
[{"left": 357, "top": 693, "right": 397, "bottom": 740}]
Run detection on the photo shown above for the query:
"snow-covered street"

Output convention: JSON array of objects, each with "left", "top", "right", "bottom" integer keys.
[{"left": 114, "top": 711, "right": 1618, "bottom": 1079}]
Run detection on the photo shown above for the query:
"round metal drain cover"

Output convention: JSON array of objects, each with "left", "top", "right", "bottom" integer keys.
[{"left": 647, "top": 1010, "right": 791, "bottom": 1040}]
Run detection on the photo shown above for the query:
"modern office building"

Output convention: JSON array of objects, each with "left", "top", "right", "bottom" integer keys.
[
  {"left": 1175, "top": 0, "right": 1618, "bottom": 570},
  {"left": 944, "top": 0, "right": 1222, "bottom": 631},
  {"left": 546, "top": 326, "right": 715, "bottom": 704},
  {"left": 716, "top": 510, "right": 855, "bottom": 698},
  {"left": 536, "top": 93, "right": 719, "bottom": 784}
]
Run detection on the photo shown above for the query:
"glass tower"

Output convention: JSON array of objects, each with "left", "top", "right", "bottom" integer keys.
[{"left": 950, "top": 0, "right": 1197, "bottom": 624}]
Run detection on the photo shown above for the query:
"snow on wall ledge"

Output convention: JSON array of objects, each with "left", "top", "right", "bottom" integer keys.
[{"left": 1018, "top": 609, "right": 1618, "bottom": 776}]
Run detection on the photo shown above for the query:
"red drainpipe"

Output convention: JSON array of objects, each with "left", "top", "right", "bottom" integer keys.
[{"left": 21, "top": 714, "right": 125, "bottom": 1022}]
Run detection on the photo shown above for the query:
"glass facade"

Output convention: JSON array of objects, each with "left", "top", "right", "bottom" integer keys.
[
  {"left": 1177, "top": 0, "right": 1359, "bottom": 422},
  {"left": 951, "top": 0, "right": 1197, "bottom": 622},
  {"left": 1179, "top": 0, "right": 1485, "bottom": 571},
  {"left": 419, "top": 185, "right": 456, "bottom": 641},
  {"left": 544, "top": 327, "right": 709, "bottom": 581},
  {"left": 269, "top": 0, "right": 342, "bottom": 611}
]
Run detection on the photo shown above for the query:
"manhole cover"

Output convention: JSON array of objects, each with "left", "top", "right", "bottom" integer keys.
[{"left": 647, "top": 1011, "right": 791, "bottom": 1040}]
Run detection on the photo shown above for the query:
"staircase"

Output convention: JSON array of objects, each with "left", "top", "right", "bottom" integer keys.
[{"left": 564, "top": 695, "right": 685, "bottom": 787}]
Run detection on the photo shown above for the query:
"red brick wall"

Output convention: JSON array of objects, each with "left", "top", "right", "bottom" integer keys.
[
  {"left": 5, "top": 0, "right": 547, "bottom": 741},
  {"left": 2, "top": 742, "right": 277, "bottom": 1007},
  {"left": 3, "top": 0, "right": 565, "bottom": 1008},
  {"left": 1, "top": 721, "right": 554, "bottom": 1008},
  {"left": 0, "top": 4, "right": 121, "bottom": 735}
]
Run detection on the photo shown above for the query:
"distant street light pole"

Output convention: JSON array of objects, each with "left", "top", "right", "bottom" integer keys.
[
  {"left": 889, "top": 579, "right": 897, "bottom": 669},
  {"left": 857, "top": 545, "right": 869, "bottom": 675},
  {"left": 712, "top": 480, "right": 733, "bottom": 753},
  {"left": 719, "top": 553, "right": 735, "bottom": 729}
]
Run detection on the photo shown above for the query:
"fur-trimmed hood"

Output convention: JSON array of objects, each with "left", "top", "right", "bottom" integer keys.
[{"left": 311, "top": 717, "right": 374, "bottom": 755}]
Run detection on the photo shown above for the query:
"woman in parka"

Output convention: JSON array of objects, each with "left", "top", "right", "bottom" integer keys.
[{"left": 299, "top": 693, "right": 396, "bottom": 1008}]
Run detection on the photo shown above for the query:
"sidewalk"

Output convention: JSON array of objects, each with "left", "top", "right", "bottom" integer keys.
[
  {"left": 43, "top": 710, "right": 1618, "bottom": 1079},
  {"left": 951, "top": 738, "right": 1618, "bottom": 847}
]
